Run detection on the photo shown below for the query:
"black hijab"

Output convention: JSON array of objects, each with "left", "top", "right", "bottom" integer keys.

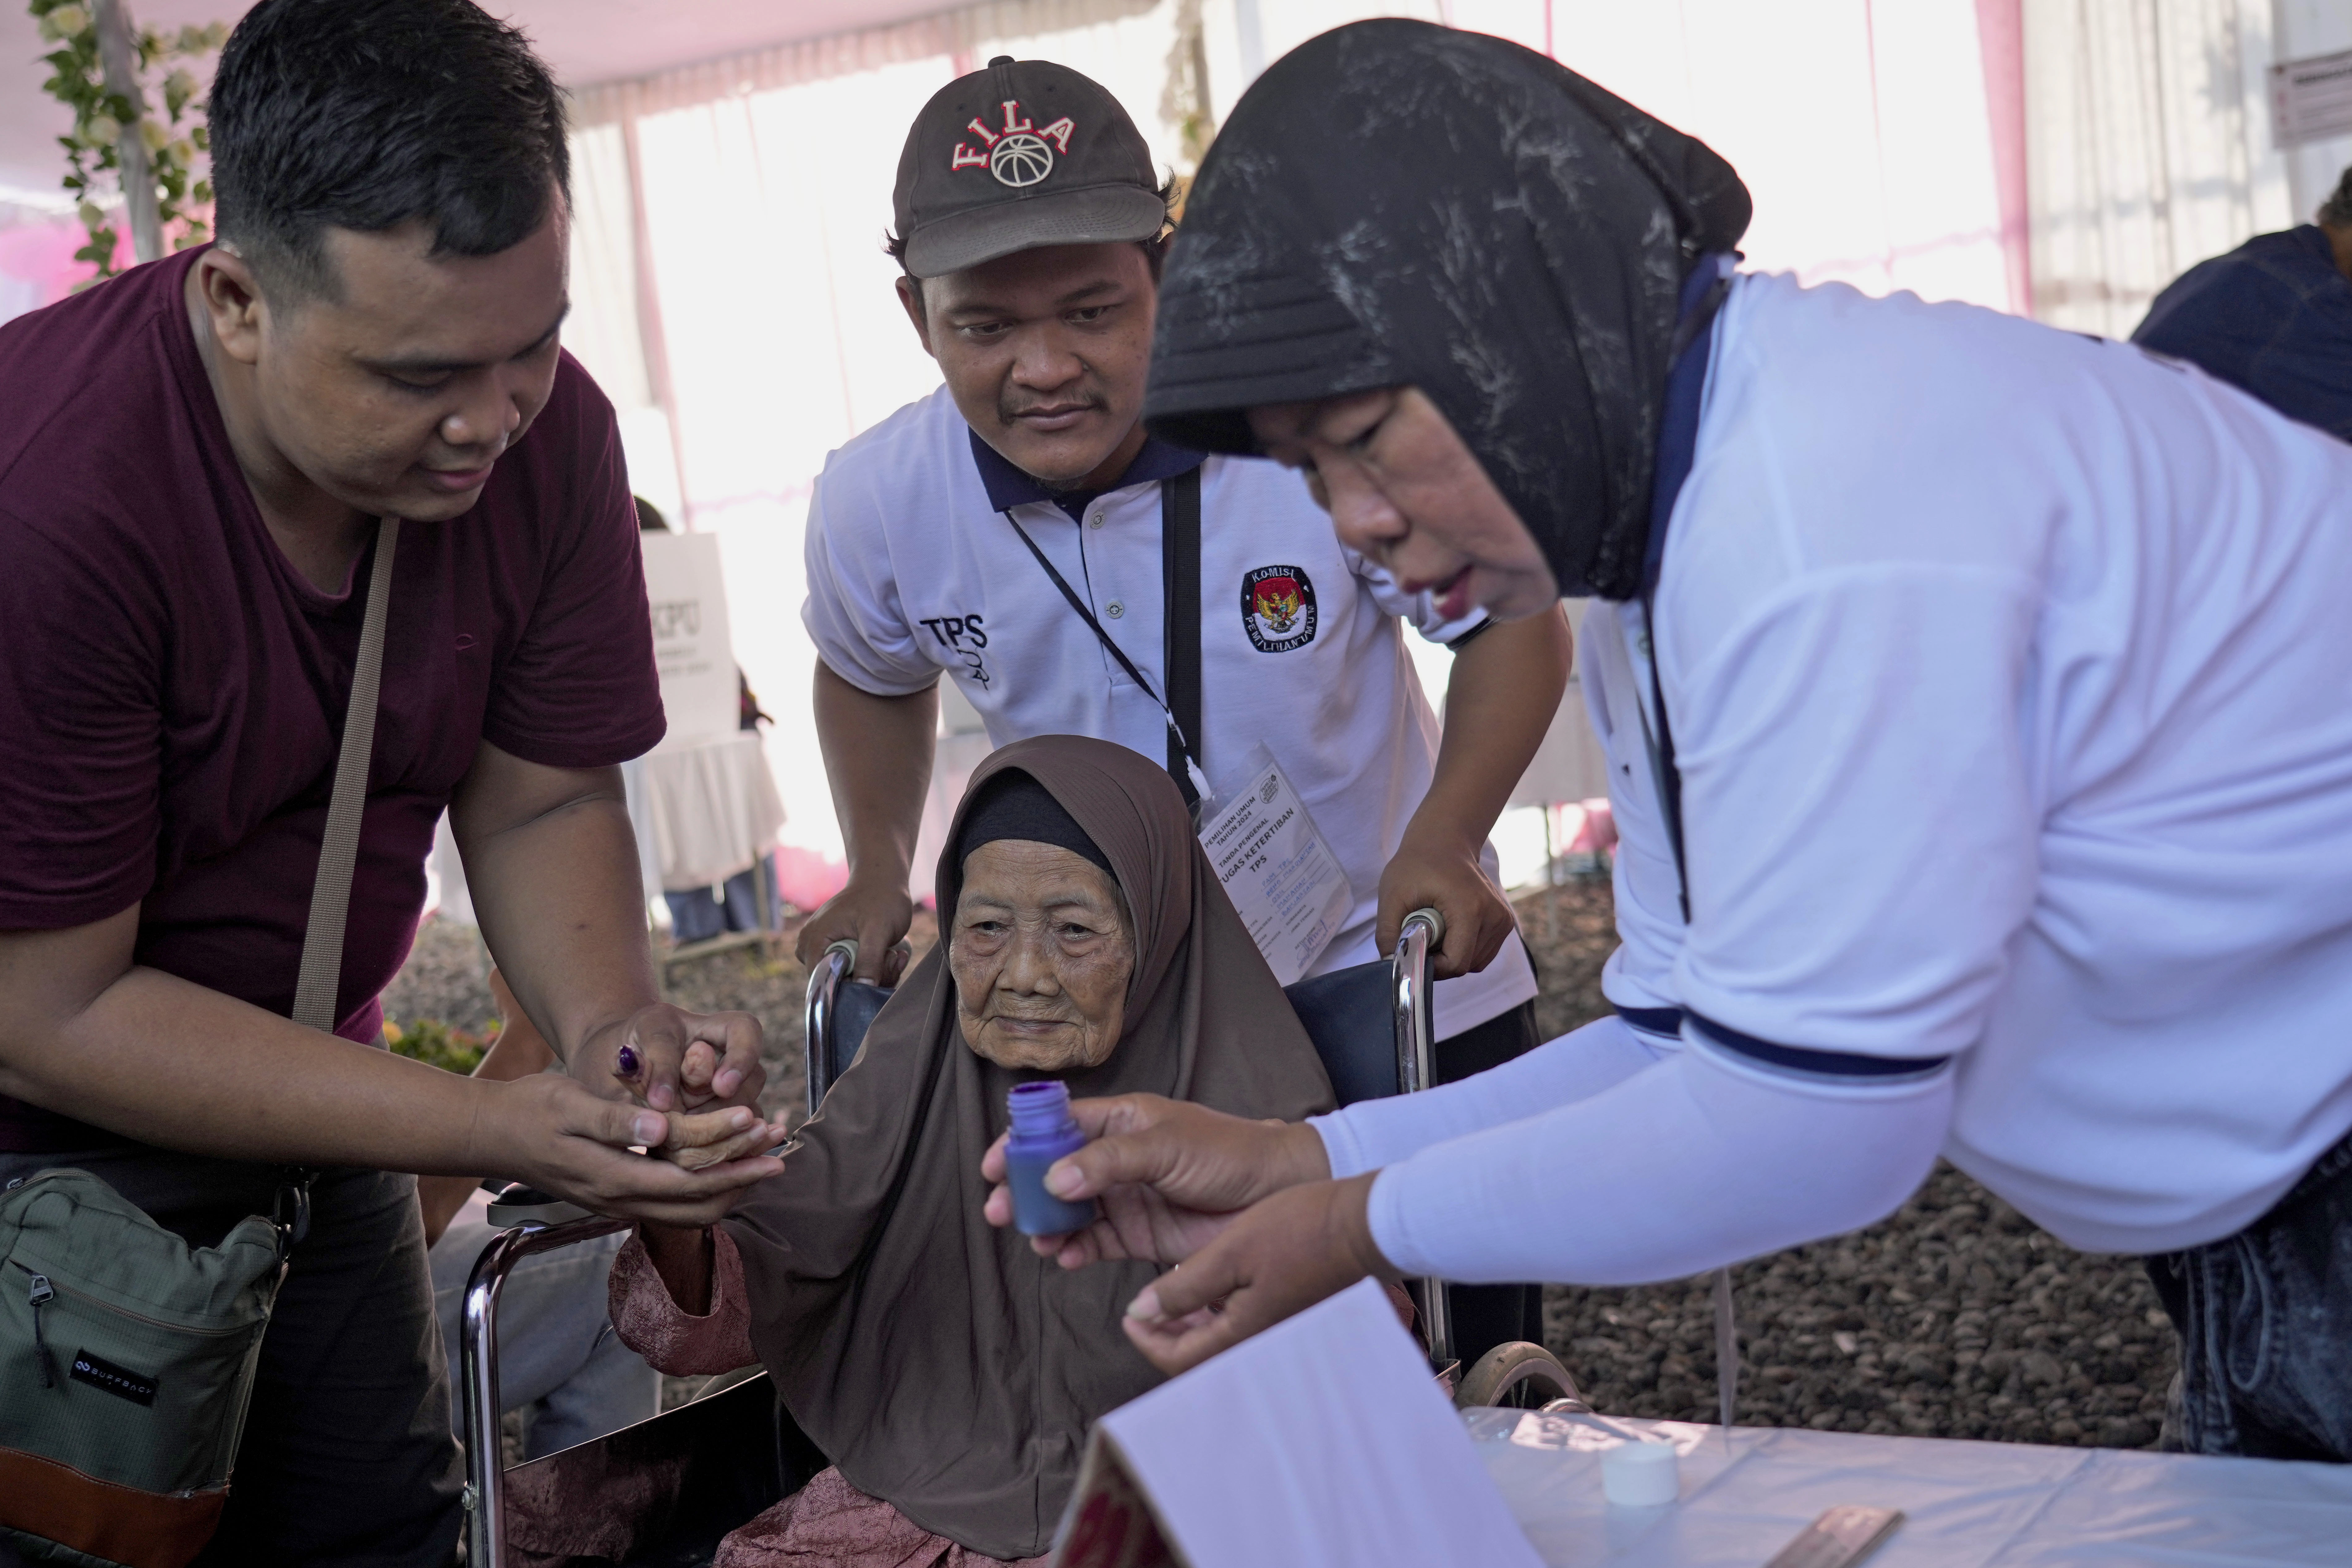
[
  {"left": 955, "top": 768, "right": 1114, "bottom": 878},
  {"left": 1143, "top": 19, "right": 1750, "bottom": 601}
]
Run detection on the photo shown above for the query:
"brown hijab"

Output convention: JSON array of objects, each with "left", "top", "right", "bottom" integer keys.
[{"left": 722, "top": 736, "right": 1336, "bottom": 1560}]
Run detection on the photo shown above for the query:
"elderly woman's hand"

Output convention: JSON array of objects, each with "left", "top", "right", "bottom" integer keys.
[{"left": 654, "top": 1103, "right": 788, "bottom": 1173}]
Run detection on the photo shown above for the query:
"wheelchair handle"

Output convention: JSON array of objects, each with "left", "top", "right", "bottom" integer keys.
[
  {"left": 1391, "top": 905, "right": 1450, "bottom": 1367},
  {"left": 1392, "top": 907, "right": 1448, "bottom": 1099},
  {"left": 460, "top": 1211, "right": 631, "bottom": 1568},
  {"left": 804, "top": 941, "right": 859, "bottom": 1116}
]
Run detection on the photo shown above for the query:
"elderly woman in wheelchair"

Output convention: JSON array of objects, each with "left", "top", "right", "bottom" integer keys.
[{"left": 611, "top": 735, "right": 1335, "bottom": 1565}]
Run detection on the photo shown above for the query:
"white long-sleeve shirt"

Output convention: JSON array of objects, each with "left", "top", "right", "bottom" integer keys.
[{"left": 1314, "top": 271, "right": 2352, "bottom": 1284}]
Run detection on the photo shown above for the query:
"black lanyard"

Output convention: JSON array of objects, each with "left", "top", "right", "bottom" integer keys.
[{"left": 1001, "top": 467, "right": 1205, "bottom": 804}]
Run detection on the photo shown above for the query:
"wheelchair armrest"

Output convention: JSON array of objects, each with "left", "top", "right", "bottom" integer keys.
[{"left": 461, "top": 1212, "right": 633, "bottom": 1568}]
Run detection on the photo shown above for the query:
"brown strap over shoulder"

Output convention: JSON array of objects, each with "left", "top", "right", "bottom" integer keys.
[{"left": 290, "top": 517, "right": 399, "bottom": 1034}]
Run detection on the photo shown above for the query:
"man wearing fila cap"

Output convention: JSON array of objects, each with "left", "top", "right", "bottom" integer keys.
[{"left": 795, "top": 57, "right": 1572, "bottom": 1367}]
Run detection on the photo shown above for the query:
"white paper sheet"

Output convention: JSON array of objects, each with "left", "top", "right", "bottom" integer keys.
[
  {"left": 1075, "top": 1278, "right": 1545, "bottom": 1568},
  {"left": 1195, "top": 748, "right": 1353, "bottom": 986}
]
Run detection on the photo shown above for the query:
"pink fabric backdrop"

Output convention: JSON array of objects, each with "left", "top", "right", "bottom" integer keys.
[
  {"left": 0, "top": 215, "right": 136, "bottom": 325},
  {"left": 1973, "top": 0, "right": 2032, "bottom": 318}
]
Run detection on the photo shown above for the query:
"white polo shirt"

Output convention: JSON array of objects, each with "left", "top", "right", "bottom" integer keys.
[
  {"left": 1579, "top": 269, "right": 2352, "bottom": 1253},
  {"left": 803, "top": 385, "right": 1539, "bottom": 1035}
]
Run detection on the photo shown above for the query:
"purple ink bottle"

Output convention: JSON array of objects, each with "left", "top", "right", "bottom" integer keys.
[{"left": 1005, "top": 1081, "right": 1098, "bottom": 1236}]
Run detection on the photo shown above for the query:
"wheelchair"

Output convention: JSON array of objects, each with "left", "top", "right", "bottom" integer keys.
[{"left": 457, "top": 910, "right": 1578, "bottom": 1566}]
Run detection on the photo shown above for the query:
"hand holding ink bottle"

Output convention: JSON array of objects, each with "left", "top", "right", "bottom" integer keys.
[{"left": 1004, "top": 1082, "right": 1099, "bottom": 1235}]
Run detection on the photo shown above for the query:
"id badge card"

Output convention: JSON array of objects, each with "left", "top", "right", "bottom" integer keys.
[{"left": 1196, "top": 743, "right": 1353, "bottom": 986}]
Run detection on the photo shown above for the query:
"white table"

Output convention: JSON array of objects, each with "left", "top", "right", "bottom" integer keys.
[
  {"left": 1468, "top": 1410, "right": 2352, "bottom": 1566},
  {"left": 622, "top": 731, "right": 785, "bottom": 895}
]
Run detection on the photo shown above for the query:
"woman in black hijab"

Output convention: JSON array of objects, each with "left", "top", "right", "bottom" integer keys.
[
  {"left": 974, "top": 16, "right": 1770, "bottom": 1381},
  {"left": 1144, "top": 17, "right": 1748, "bottom": 610}
]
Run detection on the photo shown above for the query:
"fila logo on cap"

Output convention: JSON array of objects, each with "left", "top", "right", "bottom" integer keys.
[
  {"left": 1242, "top": 566, "right": 1318, "bottom": 653},
  {"left": 951, "top": 100, "right": 1078, "bottom": 188}
]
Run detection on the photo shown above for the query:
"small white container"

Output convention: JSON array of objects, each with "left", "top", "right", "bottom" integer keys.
[{"left": 1601, "top": 1438, "right": 1680, "bottom": 1506}]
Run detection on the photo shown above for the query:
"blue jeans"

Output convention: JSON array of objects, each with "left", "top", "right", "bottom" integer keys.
[
  {"left": 2145, "top": 1125, "right": 2352, "bottom": 1461},
  {"left": 663, "top": 858, "right": 778, "bottom": 944}
]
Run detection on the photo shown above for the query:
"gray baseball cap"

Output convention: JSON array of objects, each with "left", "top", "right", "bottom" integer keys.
[{"left": 893, "top": 56, "right": 1167, "bottom": 279}]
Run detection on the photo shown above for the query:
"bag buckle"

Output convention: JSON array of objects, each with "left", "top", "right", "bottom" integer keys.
[{"left": 274, "top": 1172, "right": 315, "bottom": 1251}]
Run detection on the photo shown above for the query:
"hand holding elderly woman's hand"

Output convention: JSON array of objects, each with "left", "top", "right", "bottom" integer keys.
[
  {"left": 576, "top": 1002, "right": 766, "bottom": 1116},
  {"left": 980, "top": 1093, "right": 1332, "bottom": 1268}
]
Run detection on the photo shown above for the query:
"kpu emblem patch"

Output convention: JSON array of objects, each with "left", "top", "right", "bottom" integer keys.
[
  {"left": 951, "top": 100, "right": 1076, "bottom": 188},
  {"left": 1242, "top": 566, "right": 1318, "bottom": 653}
]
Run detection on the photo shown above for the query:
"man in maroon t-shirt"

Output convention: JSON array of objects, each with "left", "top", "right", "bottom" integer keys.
[{"left": 0, "top": 3, "right": 782, "bottom": 1560}]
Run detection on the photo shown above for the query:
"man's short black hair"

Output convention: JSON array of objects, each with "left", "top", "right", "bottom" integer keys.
[
  {"left": 210, "top": 0, "right": 569, "bottom": 300},
  {"left": 2321, "top": 165, "right": 2352, "bottom": 230}
]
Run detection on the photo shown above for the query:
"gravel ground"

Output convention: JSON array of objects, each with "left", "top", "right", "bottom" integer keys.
[
  {"left": 390, "top": 878, "right": 2180, "bottom": 1448},
  {"left": 380, "top": 918, "right": 500, "bottom": 1038},
  {"left": 1511, "top": 877, "right": 2177, "bottom": 1450}
]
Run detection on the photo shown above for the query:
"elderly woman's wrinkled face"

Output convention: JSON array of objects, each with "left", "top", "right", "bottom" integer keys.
[{"left": 950, "top": 840, "right": 1136, "bottom": 1072}]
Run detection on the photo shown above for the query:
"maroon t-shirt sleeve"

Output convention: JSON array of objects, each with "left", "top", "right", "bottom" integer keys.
[
  {"left": 0, "top": 505, "right": 165, "bottom": 930},
  {"left": 481, "top": 364, "right": 667, "bottom": 769}
]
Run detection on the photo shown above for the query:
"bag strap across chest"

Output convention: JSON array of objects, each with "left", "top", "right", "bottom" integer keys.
[{"left": 291, "top": 515, "right": 399, "bottom": 1032}]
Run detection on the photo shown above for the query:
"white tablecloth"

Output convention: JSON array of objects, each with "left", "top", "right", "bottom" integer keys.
[
  {"left": 624, "top": 731, "right": 785, "bottom": 894},
  {"left": 1468, "top": 1410, "right": 2352, "bottom": 1566}
]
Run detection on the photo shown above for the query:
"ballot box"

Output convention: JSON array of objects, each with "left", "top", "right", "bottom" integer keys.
[{"left": 629, "top": 532, "right": 785, "bottom": 898}]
